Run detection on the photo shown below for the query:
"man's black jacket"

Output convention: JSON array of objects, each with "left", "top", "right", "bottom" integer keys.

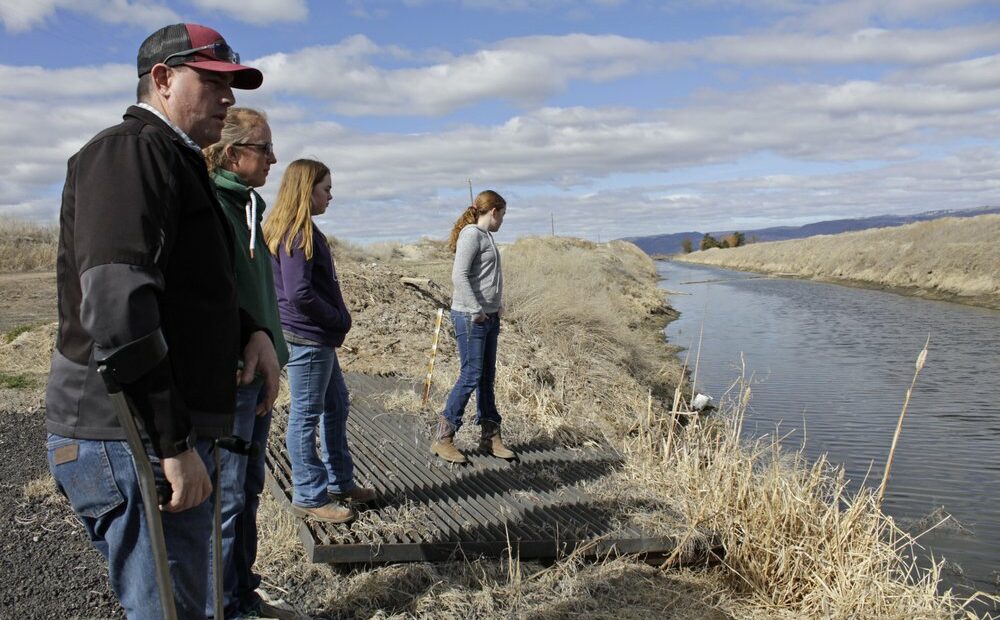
[{"left": 46, "top": 105, "right": 259, "bottom": 457}]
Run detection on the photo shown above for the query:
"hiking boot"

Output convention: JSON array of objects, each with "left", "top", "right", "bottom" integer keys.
[
  {"left": 480, "top": 421, "right": 516, "bottom": 460},
  {"left": 289, "top": 501, "right": 355, "bottom": 523},
  {"left": 330, "top": 486, "right": 378, "bottom": 503},
  {"left": 431, "top": 416, "right": 467, "bottom": 463},
  {"left": 241, "top": 588, "right": 304, "bottom": 620}
]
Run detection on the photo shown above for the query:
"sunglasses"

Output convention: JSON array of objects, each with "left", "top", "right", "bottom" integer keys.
[
  {"left": 162, "top": 41, "right": 240, "bottom": 67},
  {"left": 233, "top": 142, "right": 274, "bottom": 157}
]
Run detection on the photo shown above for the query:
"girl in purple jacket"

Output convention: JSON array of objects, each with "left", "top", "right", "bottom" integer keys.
[{"left": 262, "top": 159, "right": 376, "bottom": 523}]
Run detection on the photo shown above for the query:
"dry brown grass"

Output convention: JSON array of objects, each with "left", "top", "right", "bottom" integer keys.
[
  {"left": 0, "top": 321, "right": 54, "bottom": 411},
  {"left": 614, "top": 380, "right": 986, "bottom": 619},
  {"left": 676, "top": 214, "right": 1000, "bottom": 309},
  {"left": 247, "top": 235, "right": 988, "bottom": 619},
  {"left": 0, "top": 218, "right": 58, "bottom": 272},
  {"left": 23, "top": 475, "right": 58, "bottom": 502},
  {"left": 254, "top": 488, "right": 730, "bottom": 619},
  {"left": 1, "top": 231, "right": 989, "bottom": 618}
]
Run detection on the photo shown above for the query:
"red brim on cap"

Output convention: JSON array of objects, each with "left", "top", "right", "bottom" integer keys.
[{"left": 183, "top": 59, "right": 263, "bottom": 90}]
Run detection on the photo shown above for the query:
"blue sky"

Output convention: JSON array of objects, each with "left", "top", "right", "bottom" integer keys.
[{"left": 3, "top": 1, "right": 1000, "bottom": 244}]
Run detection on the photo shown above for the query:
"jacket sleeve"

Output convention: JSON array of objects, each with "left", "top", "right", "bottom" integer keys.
[
  {"left": 452, "top": 227, "right": 484, "bottom": 314},
  {"left": 238, "top": 308, "right": 268, "bottom": 348},
  {"left": 74, "top": 133, "right": 192, "bottom": 458},
  {"left": 278, "top": 240, "right": 351, "bottom": 334}
]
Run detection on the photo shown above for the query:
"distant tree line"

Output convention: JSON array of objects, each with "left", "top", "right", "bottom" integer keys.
[{"left": 680, "top": 232, "right": 750, "bottom": 253}]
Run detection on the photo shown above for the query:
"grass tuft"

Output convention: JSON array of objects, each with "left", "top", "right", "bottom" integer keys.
[
  {"left": 4, "top": 323, "right": 39, "bottom": 344},
  {"left": 0, "top": 371, "right": 34, "bottom": 389},
  {"left": 0, "top": 219, "right": 58, "bottom": 272}
]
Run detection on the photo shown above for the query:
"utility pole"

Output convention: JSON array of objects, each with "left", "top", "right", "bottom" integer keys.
[{"left": 550, "top": 213, "right": 555, "bottom": 236}]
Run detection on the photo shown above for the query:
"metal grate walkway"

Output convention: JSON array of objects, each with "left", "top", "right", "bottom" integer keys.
[{"left": 265, "top": 373, "right": 681, "bottom": 564}]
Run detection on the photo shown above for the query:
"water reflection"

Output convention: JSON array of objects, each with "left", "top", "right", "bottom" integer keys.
[{"left": 659, "top": 260, "right": 1000, "bottom": 597}]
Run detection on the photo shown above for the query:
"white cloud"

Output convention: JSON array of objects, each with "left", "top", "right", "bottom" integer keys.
[
  {"left": 704, "top": 24, "right": 1000, "bottom": 66},
  {"left": 0, "top": 0, "right": 178, "bottom": 33},
  {"left": 894, "top": 53, "right": 1000, "bottom": 91},
  {"left": 249, "top": 26, "right": 1000, "bottom": 118},
  {"left": 0, "top": 64, "right": 133, "bottom": 98},
  {"left": 7, "top": 57, "right": 1000, "bottom": 236},
  {"left": 5, "top": 13, "right": 1000, "bottom": 242},
  {"left": 187, "top": 0, "right": 308, "bottom": 24},
  {"left": 253, "top": 34, "right": 670, "bottom": 116},
  {"left": 0, "top": 0, "right": 304, "bottom": 32}
]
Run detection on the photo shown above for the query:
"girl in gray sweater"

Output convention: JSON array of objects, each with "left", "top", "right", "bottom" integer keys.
[{"left": 431, "top": 190, "right": 517, "bottom": 463}]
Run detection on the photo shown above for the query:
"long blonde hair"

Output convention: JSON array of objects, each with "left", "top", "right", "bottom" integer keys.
[
  {"left": 263, "top": 159, "right": 330, "bottom": 260},
  {"left": 203, "top": 107, "right": 267, "bottom": 174},
  {"left": 448, "top": 190, "right": 506, "bottom": 253}
]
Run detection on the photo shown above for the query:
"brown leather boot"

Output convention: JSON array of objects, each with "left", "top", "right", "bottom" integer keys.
[
  {"left": 480, "top": 421, "right": 516, "bottom": 460},
  {"left": 289, "top": 501, "right": 355, "bottom": 523},
  {"left": 329, "top": 486, "right": 378, "bottom": 503},
  {"left": 431, "top": 417, "right": 467, "bottom": 463}
]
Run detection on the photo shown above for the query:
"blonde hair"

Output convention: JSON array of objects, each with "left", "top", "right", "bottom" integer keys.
[
  {"left": 203, "top": 107, "right": 268, "bottom": 174},
  {"left": 448, "top": 190, "right": 506, "bottom": 253},
  {"left": 263, "top": 159, "right": 330, "bottom": 260}
]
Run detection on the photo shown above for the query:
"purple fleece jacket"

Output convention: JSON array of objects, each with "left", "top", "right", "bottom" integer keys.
[{"left": 271, "top": 225, "right": 352, "bottom": 347}]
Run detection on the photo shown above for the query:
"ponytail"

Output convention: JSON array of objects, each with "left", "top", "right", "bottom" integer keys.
[{"left": 447, "top": 190, "right": 506, "bottom": 253}]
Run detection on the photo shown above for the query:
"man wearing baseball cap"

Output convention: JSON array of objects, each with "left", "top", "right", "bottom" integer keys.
[{"left": 46, "top": 23, "right": 278, "bottom": 619}]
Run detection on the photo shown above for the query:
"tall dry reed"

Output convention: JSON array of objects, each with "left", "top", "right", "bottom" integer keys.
[{"left": 611, "top": 373, "right": 990, "bottom": 619}]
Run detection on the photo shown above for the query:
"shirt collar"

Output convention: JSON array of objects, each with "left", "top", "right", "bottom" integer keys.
[{"left": 136, "top": 102, "right": 203, "bottom": 154}]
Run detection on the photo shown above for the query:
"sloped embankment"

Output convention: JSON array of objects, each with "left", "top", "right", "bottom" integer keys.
[{"left": 676, "top": 214, "right": 1000, "bottom": 309}]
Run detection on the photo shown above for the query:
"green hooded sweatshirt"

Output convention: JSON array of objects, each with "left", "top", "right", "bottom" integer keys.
[{"left": 211, "top": 168, "right": 289, "bottom": 368}]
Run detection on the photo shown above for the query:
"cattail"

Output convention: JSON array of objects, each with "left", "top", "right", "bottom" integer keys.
[{"left": 877, "top": 335, "right": 930, "bottom": 508}]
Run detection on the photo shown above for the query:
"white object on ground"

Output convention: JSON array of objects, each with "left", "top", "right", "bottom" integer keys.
[{"left": 691, "top": 393, "right": 713, "bottom": 411}]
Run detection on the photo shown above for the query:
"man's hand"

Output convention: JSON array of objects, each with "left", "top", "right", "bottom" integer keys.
[
  {"left": 241, "top": 329, "right": 279, "bottom": 416},
  {"left": 161, "top": 448, "right": 211, "bottom": 512}
]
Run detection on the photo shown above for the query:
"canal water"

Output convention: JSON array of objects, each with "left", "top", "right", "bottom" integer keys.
[{"left": 658, "top": 260, "right": 1000, "bottom": 599}]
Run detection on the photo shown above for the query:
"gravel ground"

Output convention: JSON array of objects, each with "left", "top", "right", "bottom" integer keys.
[
  {"left": 0, "top": 405, "right": 123, "bottom": 619},
  {"left": 0, "top": 272, "right": 121, "bottom": 617}
]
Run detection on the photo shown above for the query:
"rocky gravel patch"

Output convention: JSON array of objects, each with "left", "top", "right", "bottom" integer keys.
[{"left": 0, "top": 407, "right": 122, "bottom": 619}]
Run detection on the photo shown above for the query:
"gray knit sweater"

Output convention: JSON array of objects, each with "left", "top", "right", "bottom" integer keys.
[{"left": 451, "top": 224, "right": 503, "bottom": 314}]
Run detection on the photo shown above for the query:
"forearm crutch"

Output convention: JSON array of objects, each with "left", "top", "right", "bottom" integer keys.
[{"left": 96, "top": 331, "right": 177, "bottom": 620}]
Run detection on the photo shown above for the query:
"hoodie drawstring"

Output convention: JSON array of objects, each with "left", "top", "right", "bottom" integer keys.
[{"left": 245, "top": 192, "right": 258, "bottom": 259}]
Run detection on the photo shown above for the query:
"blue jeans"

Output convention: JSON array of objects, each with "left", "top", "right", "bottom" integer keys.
[
  {"left": 442, "top": 310, "right": 501, "bottom": 431},
  {"left": 285, "top": 343, "right": 356, "bottom": 506},
  {"left": 233, "top": 386, "right": 270, "bottom": 615},
  {"left": 207, "top": 383, "right": 268, "bottom": 618},
  {"left": 47, "top": 434, "right": 215, "bottom": 620}
]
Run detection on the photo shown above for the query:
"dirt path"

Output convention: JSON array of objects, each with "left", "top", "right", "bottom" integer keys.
[{"left": 0, "top": 271, "right": 57, "bottom": 334}]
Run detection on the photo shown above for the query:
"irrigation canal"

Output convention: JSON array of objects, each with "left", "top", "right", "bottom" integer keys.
[{"left": 658, "top": 260, "right": 1000, "bottom": 600}]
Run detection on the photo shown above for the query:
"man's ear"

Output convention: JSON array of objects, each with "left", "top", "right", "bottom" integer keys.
[{"left": 149, "top": 64, "right": 172, "bottom": 96}]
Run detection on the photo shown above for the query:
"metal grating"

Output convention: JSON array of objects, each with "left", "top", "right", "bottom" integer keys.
[{"left": 265, "top": 373, "right": 681, "bottom": 564}]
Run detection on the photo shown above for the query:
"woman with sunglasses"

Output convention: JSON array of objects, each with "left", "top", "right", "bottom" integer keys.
[
  {"left": 203, "top": 107, "right": 287, "bottom": 618},
  {"left": 263, "top": 159, "right": 376, "bottom": 525}
]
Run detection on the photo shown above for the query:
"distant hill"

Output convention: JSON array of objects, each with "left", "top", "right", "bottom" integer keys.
[{"left": 623, "top": 206, "right": 1000, "bottom": 255}]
